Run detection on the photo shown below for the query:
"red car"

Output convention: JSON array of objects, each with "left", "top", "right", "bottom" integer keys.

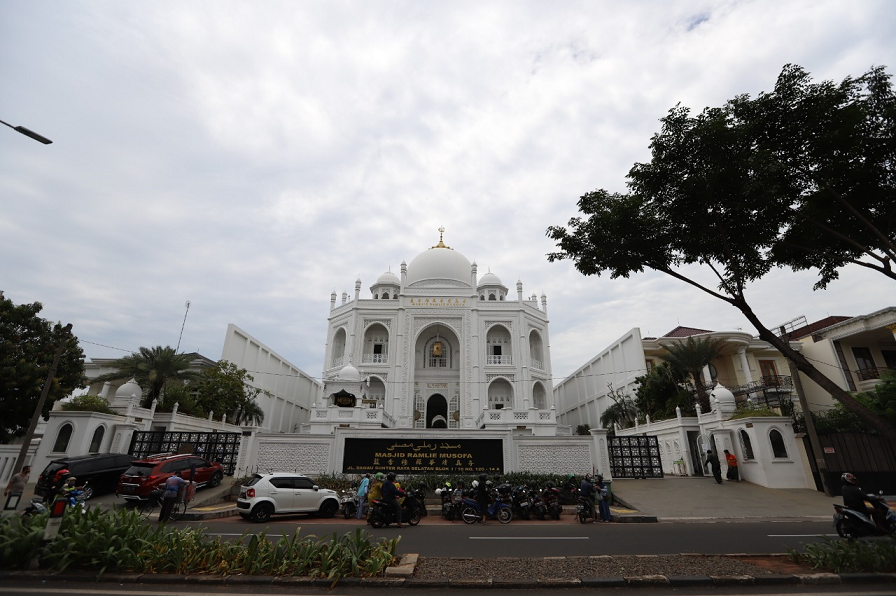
[{"left": 116, "top": 453, "right": 224, "bottom": 501}]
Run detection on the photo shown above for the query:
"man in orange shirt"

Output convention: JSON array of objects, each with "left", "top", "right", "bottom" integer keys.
[{"left": 724, "top": 449, "right": 739, "bottom": 482}]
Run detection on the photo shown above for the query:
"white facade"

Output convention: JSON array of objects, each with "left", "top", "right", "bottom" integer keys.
[{"left": 307, "top": 231, "right": 558, "bottom": 435}]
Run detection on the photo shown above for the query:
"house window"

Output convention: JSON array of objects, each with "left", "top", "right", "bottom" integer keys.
[
  {"left": 769, "top": 429, "right": 788, "bottom": 458},
  {"left": 758, "top": 360, "right": 779, "bottom": 384},
  {"left": 645, "top": 359, "right": 655, "bottom": 372},
  {"left": 738, "top": 429, "right": 754, "bottom": 460},
  {"left": 89, "top": 425, "right": 105, "bottom": 452},
  {"left": 53, "top": 423, "right": 73, "bottom": 453},
  {"left": 852, "top": 347, "right": 878, "bottom": 380}
]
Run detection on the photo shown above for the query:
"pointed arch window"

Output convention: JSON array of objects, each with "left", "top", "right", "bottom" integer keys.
[
  {"left": 769, "top": 429, "right": 789, "bottom": 458},
  {"left": 738, "top": 429, "right": 754, "bottom": 460},
  {"left": 89, "top": 425, "right": 105, "bottom": 452},
  {"left": 53, "top": 423, "right": 74, "bottom": 453}
]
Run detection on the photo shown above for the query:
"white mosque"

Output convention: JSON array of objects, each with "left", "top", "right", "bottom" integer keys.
[{"left": 305, "top": 228, "right": 559, "bottom": 435}]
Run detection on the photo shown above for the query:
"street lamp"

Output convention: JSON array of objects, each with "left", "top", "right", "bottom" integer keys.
[{"left": 0, "top": 118, "right": 52, "bottom": 144}]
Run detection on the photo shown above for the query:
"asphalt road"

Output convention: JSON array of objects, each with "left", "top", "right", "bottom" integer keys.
[{"left": 177, "top": 516, "right": 838, "bottom": 557}]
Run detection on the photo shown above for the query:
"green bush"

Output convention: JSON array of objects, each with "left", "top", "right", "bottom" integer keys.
[
  {"left": 0, "top": 508, "right": 398, "bottom": 581},
  {"left": 789, "top": 537, "right": 896, "bottom": 573},
  {"left": 60, "top": 394, "right": 114, "bottom": 415}
]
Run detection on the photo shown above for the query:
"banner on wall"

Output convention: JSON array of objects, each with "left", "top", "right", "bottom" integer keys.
[{"left": 342, "top": 437, "right": 504, "bottom": 474}]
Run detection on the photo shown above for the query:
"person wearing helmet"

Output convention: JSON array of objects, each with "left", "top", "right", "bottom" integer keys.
[
  {"left": 579, "top": 473, "right": 597, "bottom": 521},
  {"left": 51, "top": 468, "right": 70, "bottom": 500},
  {"left": 382, "top": 472, "right": 403, "bottom": 528},
  {"left": 840, "top": 472, "right": 879, "bottom": 525},
  {"left": 365, "top": 472, "right": 384, "bottom": 522}
]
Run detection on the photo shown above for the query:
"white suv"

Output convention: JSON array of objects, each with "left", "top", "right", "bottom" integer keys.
[{"left": 236, "top": 473, "right": 340, "bottom": 522}]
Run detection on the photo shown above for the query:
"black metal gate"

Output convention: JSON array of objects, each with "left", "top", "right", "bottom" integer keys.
[
  {"left": 128, "top": 431, "right": 240, "bottom": 476},
  {"left": 608, "top": 436, "right": 664, "bottom": 478}
]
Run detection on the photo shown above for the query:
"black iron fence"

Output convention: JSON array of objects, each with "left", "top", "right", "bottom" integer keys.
[
  {"left": 608, "top": 436, "right": 664, "bottom": 479},
  {"left": 129, "top": 431, "right": 240, "bottom": 476}
]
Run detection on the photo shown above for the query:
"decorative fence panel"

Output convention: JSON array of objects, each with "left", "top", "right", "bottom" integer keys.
[
  {"left": 608, "top": 436, "right": 664, "bottom": 478},
  {"left": 128, "top": 431, "right": 241, "bottom": 476}
]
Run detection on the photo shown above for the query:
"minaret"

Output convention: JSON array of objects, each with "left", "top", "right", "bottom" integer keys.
[
  {"left": 330, "top": 291, "right": 337, "bottom": 311},
  {"left": 517, "top": 280, "right": 523, "bottom": 302}
]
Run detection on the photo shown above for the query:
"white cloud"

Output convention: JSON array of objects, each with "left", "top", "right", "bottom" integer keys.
[{"left": 1, "top": 0, "right": 893, "bottom": 381}]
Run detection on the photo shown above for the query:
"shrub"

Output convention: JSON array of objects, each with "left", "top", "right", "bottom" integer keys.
[
  {"left": 60, "top": 394, "right": 114, "bottom": 415},
  {"left": 789, "top": 537, "right": 896, "bottom": 573}
]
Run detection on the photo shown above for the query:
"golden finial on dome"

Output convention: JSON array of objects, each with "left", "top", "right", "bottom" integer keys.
[{"left": 432, "top": 226, "right": 450, "bottom": 249}]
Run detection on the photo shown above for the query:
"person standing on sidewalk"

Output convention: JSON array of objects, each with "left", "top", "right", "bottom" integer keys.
[
  {"left": 595, "top": 475, "right": 612, "bottom": 522},
  {"left": 704, "top": 451, "right": 723, "bottom": 484},
  {"left": 356, "top": 473, "right": 370, "bottom": 519},
  {"left": 723, "top": 449, "right": 739, "bottom": 482}
]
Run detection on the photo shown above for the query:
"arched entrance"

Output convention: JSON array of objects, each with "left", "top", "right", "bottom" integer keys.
[{"left": 427, "top": 394, "right": 448, "bottom": 428}]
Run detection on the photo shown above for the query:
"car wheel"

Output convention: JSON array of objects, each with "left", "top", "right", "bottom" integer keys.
[
  {"left": 208, "top": 472, "right": 223, "bottom": 488},
  {"left": 250, "top": 502, "right": 274, "bottom": 523},
  {"left": 318, "top": 499, "right": 339, "bottom": 518}
]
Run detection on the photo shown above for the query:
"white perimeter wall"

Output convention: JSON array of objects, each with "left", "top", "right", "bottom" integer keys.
[{"left": 221, "top": 324, "right": 320, "bottom": 434}]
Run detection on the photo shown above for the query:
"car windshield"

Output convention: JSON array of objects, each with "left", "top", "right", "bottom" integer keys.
[
  {"left": 122, "top": 464, "right": 156, "bottom": 477},
  {"left": 244, "top": 475, "right": 264, "bottom": 487},
  {"left": 42, "top": 463, "right": 67, "bottom": 478}
]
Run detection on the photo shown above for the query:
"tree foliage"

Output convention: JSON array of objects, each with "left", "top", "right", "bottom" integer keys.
[
  {"left": 0, "top": 292, "right": 86, "bottom": 442},
  {"left": 655, "top": 337, "right": 724, "bottom": 409},
  {"left": 634, "top": 362, "right": 695, "bottom": 420},
  {"left": 93, "top": 346, "right": 199, "bottom": 408},
  {"left": 547, "top": 64, "right": 896, "bottom": 441},
  {"left": 194, "top": 360, "right": 266, "bottom": 426},
  {"left": 61, "top": 393, "right": 114, "bottom": 415}
]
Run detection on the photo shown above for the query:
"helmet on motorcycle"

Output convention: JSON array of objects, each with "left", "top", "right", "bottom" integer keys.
[
  {"left": 528, "top": 480, "right": 537, "bottom": 489},
  {"left": 584, "top": 474, "right": 592, "bottom": 482},
  {"left": 445, "top": 482, "right": 451, "bottom": 488},
  {"left": 386, "top": 472, "right": 396, "bottom": 481},
  {"left": 375, "top": 472, "right": 385, "bottom": 481},
  {"left": 545, "top": 481, "right": 554, "bottom": 489},
  {"left": 54, "top": 469, "right": 70, "bottom": 481},
  {"left": 471, "top": 480, "right": 479, "bottom": 488},
  {"left": 841, "top": 472, "right": 858, "bottom": 485}
]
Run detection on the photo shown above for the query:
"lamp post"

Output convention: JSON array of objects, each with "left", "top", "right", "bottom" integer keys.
[{"left": 0, "top": 118, "right": 52, "bottom": 144}]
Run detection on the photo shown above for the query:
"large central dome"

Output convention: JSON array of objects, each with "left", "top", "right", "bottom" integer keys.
[{"left": 405, "top": 235, "right": 472, "bottom": 287}]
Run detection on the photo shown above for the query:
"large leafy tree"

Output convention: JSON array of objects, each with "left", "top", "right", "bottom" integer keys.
[
  {"left": 194, "top": 360, "right": 266, "bottom": 426},
  {"left": 93, "top": 346, "right": 199, "bottom": 408},
  {"left": 0, "top": 292, "right": 86, "bottom": 442},
  {"left": 547, "top": 64, "right": 896, "bottom": 442},
  {"left": 634, "top": 362, "right": 694, "bottom": 420}
]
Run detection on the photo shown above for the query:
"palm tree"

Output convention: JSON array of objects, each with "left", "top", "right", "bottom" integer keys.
[
  {"left": 657, "top": 336, "right": 724, "bottom": 410},
  {"left": 232, "top": 398, "right": 265, "bottom": 426},
  {"left": 93, "top": 346, "right": 200, "bottom": 408}
]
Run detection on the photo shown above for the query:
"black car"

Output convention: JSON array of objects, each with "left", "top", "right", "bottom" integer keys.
[{"left": 35, "top": 453, "right": 133, "bottom": 499}]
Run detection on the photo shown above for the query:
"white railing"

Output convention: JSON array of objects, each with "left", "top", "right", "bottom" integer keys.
[
  {"left": 487, "top": 355, "right": 512, "bottom": 365},
  {"left": 428, "top": 357, "right": 447, "bottom": 368},
  {"left": 332, "top": 356, "right": 344, "bottom": 368},
  {"left": 530, "top": 359, "right": 543, "bottom": 371},
  {"left": 362, "top": 354, "right": 387, "bottom": 364}
]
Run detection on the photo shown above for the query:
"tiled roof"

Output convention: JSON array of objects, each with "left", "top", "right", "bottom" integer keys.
[
  {"left": 786, "top": 316, "right": 853, "bottom": 340},
  {"left": 661, "top": 326, "right": 714, "bottom": 338}
]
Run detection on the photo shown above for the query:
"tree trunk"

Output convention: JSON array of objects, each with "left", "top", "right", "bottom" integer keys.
[{"left": 736, "top": 300, "right": 896, "bottom": 444}]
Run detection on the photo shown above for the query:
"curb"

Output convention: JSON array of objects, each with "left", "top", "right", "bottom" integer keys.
[{"left": 3, "top": 569, "right": 895, "bottom": 588}]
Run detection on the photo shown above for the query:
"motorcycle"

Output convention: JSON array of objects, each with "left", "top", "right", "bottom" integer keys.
[
  {"left": 340, "top": 488, "right": 358, "bottom": 519},
  {"left": 461, "top": 488, "right": 512, "bottom": 524},
  {"left": 833, "top": 493, "right": 896, "bottom": 538},
  {"left": 436, "top": 484, "right": 457, "bottom": 520},
  {"left": 21, "top": 496, "right": 48, "bottom": 523},
  {"left": 576, "top": 490, "right": 596, "bottom": 524},
  {"left": 368, "top": 492, "right": 422, "bottom": 528},
  {"left": 541, "top": 484, "right": 564, "bottom": 520},
  {"left": 510, "top": 485, "right": 533, "bottom": 520},
  {"left": 407, "top": 483, "right": 428, "bottom": 518}
]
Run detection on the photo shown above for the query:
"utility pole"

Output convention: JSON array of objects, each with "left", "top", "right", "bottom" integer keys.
[{"left": 13, "top": 324, "right": 72, "bottom": 475}]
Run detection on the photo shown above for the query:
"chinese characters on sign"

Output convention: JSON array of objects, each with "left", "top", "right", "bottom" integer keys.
[{"left": 343, "top": 438, "right": 503, "bottom": 474}]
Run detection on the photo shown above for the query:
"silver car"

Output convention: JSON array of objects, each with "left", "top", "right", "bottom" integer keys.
[{"left": 236, "top": 473, "right": 340, "bottom": 522}]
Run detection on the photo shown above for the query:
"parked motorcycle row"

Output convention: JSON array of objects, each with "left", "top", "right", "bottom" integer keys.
[{"left": 436, "top": 481, "right": 572, "bottom": 524}]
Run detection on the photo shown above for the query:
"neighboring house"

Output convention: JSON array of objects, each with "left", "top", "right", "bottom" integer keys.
[
  {"left": 304, "top": 229, "right": 558, "bottom": 435},
  {"left": 554, "top": 326, "right": 796, "bottom": 431},
  {"left": 785, "top": 307, "right": 896, "bottom": 410}
]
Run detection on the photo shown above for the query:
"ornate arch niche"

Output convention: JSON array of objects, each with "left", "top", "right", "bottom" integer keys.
[
  {"left": 487, "top": 378, "right": 514, "bottom": 409},
  {"left": 330, "top": 389, "right": 357, "bottom": 408},
  {"left": 331, "top": 327, "right": 347, "bottom": 368},
  {"left": 415, "top": 323, "right": 460, "bottom": 370},
  {"left": 532, "top": 381, "right": 547, "bottom": 409},
  {"left": 529, "top": 329, "right": 545, "bottom": 370},
  {"left": 362, "top": 323, "right": 390, "bottom": 364},
  {"left": 485, "top": 323, "right": 512, "bottom": 364}
]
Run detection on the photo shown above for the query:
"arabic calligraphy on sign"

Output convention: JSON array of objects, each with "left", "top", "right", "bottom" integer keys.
[{"left": 342, "top": 437, "right": 504, "bottom": 474}]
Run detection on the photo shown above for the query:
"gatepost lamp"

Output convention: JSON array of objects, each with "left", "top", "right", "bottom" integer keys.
[{"left": 0, "top": 118, "right": 52, "bottom": 144}]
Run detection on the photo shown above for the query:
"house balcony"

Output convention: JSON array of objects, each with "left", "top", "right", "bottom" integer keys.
[
  {"left": 486, "top": 355, "right": 512, "bottom": 365},
  {"left": 530, "top": 359, "right": 544, "bottom": 371},
  {"left": 730, "top": 376, "right": 793, "bottom": 407},
  {"left": 362, "top": 354, "right": 388, "bottom": 364},
  {"left": 854, "top": 366, "right": 894, "bottom": 392}
]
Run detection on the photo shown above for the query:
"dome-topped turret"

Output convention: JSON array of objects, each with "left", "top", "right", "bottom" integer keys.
[
  {"left": 377, "top": 270, "right": 400, "bottom": 286},
  {"left": 478, "top": 272, "right": 503, "bottom": 287},
  {"left": 405, "top": 229, "right": 472, "bottom": 287},
  {"left": 337, "top": 363, "right": 362, "bottom": 382},
  {"left": 114, "top": 378, "right": 143, "bottom": 401},
  {"left": 710, "top": 383, "right": 737, "bottom": 415}
]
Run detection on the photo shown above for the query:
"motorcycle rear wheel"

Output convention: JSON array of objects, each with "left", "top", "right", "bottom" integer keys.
[
  {"left": 407, "top": 511, "right": 421, "bottom": 526},
  {"left": 836, "top": 518, "right": 860, "bottom": 539},
  {"left": 461, "top": 506, "right": 480, "bottom": 525},
  {"left": 578, "top": 509, "right": 589, "bottom": 524},
  {"left": 497, "top": 508, "right": 512, "bottom": 524}
]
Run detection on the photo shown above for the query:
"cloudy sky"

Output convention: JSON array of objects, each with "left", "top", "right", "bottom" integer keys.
[{"left": 2, "top": 1, "right": 893, "bottom": 383}]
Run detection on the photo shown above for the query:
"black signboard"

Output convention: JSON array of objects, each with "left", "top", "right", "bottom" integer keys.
[{"left": 343, "top": 438, "right": 504, "bottom": 474}]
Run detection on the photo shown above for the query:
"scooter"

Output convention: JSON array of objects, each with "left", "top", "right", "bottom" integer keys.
[
  {"left": 21, "top": 496, "right": 48, "bottom": 523},
  {"left": 833, "top": 493, "right": 896, "bottom": 538},
  {"left": 576, "top": 490, "right": 596, "bottom": 524},
  {"left": 340, "top": 488, "right": 358, "bottom": 519},
  {"left": 461, "top": 489, "right": 512, "bottom": 524}
]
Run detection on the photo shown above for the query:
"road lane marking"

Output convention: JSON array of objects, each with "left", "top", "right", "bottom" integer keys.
[
  {"left": 470, "top": 536, "right": 590, "bottom": 540},
  {"left": 768, "top": 534, "right": 839, "bottom": 537}
]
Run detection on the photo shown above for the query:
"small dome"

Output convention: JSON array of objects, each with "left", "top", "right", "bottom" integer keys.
[
  {"left": 337, "top": 363, "right": 361, "bottom": 382},
  {"left": 376, "top": 270, "right": 400, "bottom": 286},
  {"left": 711, "top": 384, "right": 735, "bottom": 405},
  {"left": 115, "top": 378, "right": 143, "bottom": 400},
  {"left": 478, "top": 272, "right": 503, "bottom": 287}
]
